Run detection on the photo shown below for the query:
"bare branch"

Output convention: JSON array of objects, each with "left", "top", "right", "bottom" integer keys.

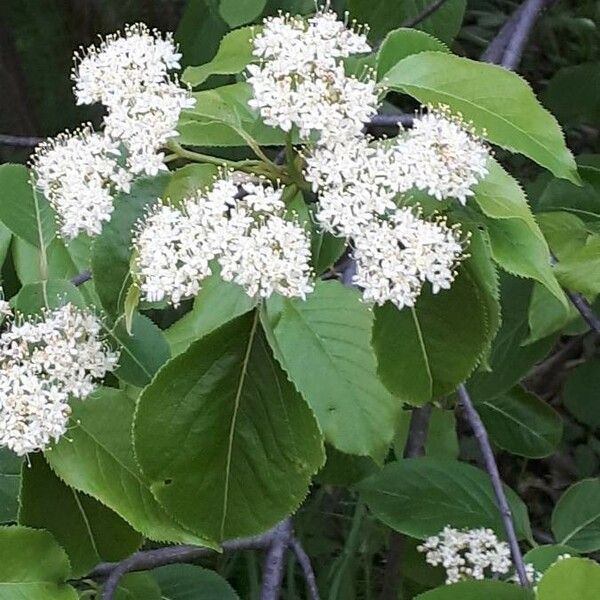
[
  {"left": 565, "top": 290, "right": 600, "bottom": 334},
  {"left": 70, "top": 271, "right": 93, "bottom": 287},
  {"left": 402, "top": 0, "right": 452, "bottom": 28},
  {"left": 379, "top": 406, "right": 432, "bottom": 600},
  {"left": 260, "top": 519, "right": 293, "bottom": 600},
  {"left": 0, "top": 134, "right": 43, "bottom": 147},
  {"left": 290, "top": 537, "right": 321, "bottom": 600},
  {"left": 480, "top": 3, "right": 526, "bottom": 64},
  {"left": 367, "top": 114, "right": 414, "bottom": 129},
  {"left": 458, "top": 384, "right": 530, "bottom": 587}
]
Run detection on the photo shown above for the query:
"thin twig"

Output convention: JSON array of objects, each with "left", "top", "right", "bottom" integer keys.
[
  {"left": 402, "top": 0, "right": 451, "bottom": 28},
  {"left": 501, "top": 0, "right": 553, "bottom": 70},
  {"left": 95, "top": 528, "right": 278, "bottom": 598},
  {"left": 458, "top": 384, "right": 530, "bottom": 587},
  {"left": 260, "top": 519, "right": 293, "bottom": 600},
  {"left": 290, "top": 537, "right": 321, "bottom": 600},
  {"left": 379, "top": 406, "right": 432, "bottom": 600},
  {"left": 0, "top": 134, "right": 43, "bottom": 147},
  {"left": 71, "top": 271, "right": 92, "bottom": 287},
  {"left": 367, "top": 114, "right": 414, "bottom": 129},
  {"left": 565, "top": 290, "right": 600, "bottom": 334}
]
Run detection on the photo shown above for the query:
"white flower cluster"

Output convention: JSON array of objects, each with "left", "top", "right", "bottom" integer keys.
[
  {"left": 353, "top": 209, "right": 464, "bottom": 309},
  {"left": 134, "top": 178, "right": 313, "bottom": 305},
  {"left": 0, "top": 304, "right": 119, "bottom": 455},
  {"left": 73, "top": 23, "right": 194, "bottom": 176},
  {"left": 417, "top": 526, "right": 512, "bottom": 584},
  {"left": 247, "top": 10, "right": 378, "bottom": 140},
  {"left": 31, "top": 24, "right": 192, "bottom": 240},
  {"left": 30, "top": 126, "right": 132, "bottom": 238}
]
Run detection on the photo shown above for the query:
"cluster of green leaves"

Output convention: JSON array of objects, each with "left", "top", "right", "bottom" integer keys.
[{"left": 1, "top": 1, "right": 600, "bottom": 598}]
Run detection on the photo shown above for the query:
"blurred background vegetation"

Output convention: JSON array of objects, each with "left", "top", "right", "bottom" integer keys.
[{"left": 1, "top": 0, "right": 598, "bottom": 164}]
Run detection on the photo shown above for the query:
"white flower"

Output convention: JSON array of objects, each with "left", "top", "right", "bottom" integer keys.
[
  {"left": 134, "top": 178, "right": 314, "bottom": 304},
  {"left": 247, "top": 10, "right": 378, "bottom": 140},
  {"left": 72, "top": 23, "right": 194, "bottom": 177},
  {"left": 305, "top": 136, "right": 411, "bottom": 237},
  {"left": 0, "top": 304, "right": 119, "bottom": 455},
  {"left": 31, "top": 125, "right": 131, "bottom": 239},
  {"left": 417, "top": 526, "right": 512, "bottom": 584},
  {"left": 396, "top": 105, "right": 489, "bottom": 203},
  {"left": 352, "top": 208, "right": 465, "bottom": 309}
]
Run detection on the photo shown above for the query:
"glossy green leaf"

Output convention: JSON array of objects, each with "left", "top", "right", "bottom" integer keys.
[
  {"left": 349, "top": 0, "right": 466, "bottom": 45},
  {"left": 183, "top": 26, "right": 258, "bottom": 86},
  {"left": 373, "top": 268, "right": 489, "bottom": 405},
  {"left": 554, "top": 236, "right": 600, "bottom": 297},
  {"left": 165, "top": 270, "right": 256, "bottom": 357},
  {"left": 135, "top": 312, "right": 324, "bottom": 542},
  {"left": 45, "top": 388, "right": 210, "bottom": 546},
  {"left": 537, "top": 558, "right": 600, "bottom": 600},
  {"left": 19, "top": 454, "right": 141, "bottom": 577},
  {"left": 12, "top": 280, "right": 84, "bottom": 315},
  {"left": 92, "top": 176, "right": 168, "bottom": 318},
  {"left": 476, "top": 386, "right": 563, "bottom": 458},
  {"left": 154, "top": 564, "right": 240, "bottom": 599},
  {"left": 483, "top": 215, "right": 568, "bottom": 308},
  {"left": 262, "top": 280, "right": 398, "bottom": 458},
  {"left": 219, "top": 0, "right": 265, "bottom": 28},
  {"left": 377, "top": 28, "right": 447, "bottom": 80},
  {"left": 415, "top": 580, "right": 534, "bottom": 600},
  {"left": 357, "top": 457, "right": 531, "bottom": 540},
  {"left": 111, "top": 313, "right": 171, "bottom": 387},
  {"left": 551, "top": 479, "right": 600, "bottom": 552},
  {"left": 0, "top": 164, "right": 55, "bottom": 249},
  {"left": 384, "top": 52, "right": 579, "bottom": 183},
  {"left": 0, "top": 449, "right": 20, "bottom": 523},
  {"left": 0, "top": 526, "right": 78, "bottom": 599}
]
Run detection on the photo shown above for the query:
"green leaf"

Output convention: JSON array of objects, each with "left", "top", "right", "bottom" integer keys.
[
  {"left": 483, "top": 215, "right": 568, "bottom": 309},
  {"left": 315, "top": 446, "right": 380, "bottom": 486},
  {"left": 526, "top": 283, "right": 579, "bottom": 343},
  {"left": 349, "top": 0, "right": 466, "bottom": 45},
  {"left": 0, "top": 449, "right": 20, "bottom": 523},
  {"left": 373, "top": 268, "right": 489, "bottom": 405},
  {"left": 134, "top": 311, "right": 324, "bottom": 542},
  {"left": 219, "top": 0, "right": 265, "bottom": 28},
  {"left": 45, "top": 388, "right": 211, "bottom": 546},
  {"left": 563, "top": 359, "right": 600, "bottom": 428},
  {"left": 415, "top": 580, "right": 534, "bottom": 600},
  {"left": 179, "top": 82, "right": 295, "bottom": 147},
  {"left": 524, "top": 545, "right": 579, "bottom": 575},
  {"left": 384, "top": 52, "right": 579, "bottom": 183},
  {"left": 114, "top": 573, "right": 162, "bottom": 600},
  {"left": 468, "top": 275, "right": 557, "bottom": 400},
  {"left": 162, "top": 164, "right": 219, "bottom": 204},
  {"left": 165, "top": 269, "right": 257, "bottom": 357},
  {"left": 475, "top": 386, "right": 563, "bottom": 458},
  {"left": 0, "top": 525, "right": 78, "bottom": 599},
  {"left": 394, "top": 408, "right": 459, "bottom": 460},
  {"left": 551, "top": 479, "right": 600, "bottom": 552},
  {"left": 537, "top": 558, "right": 600, "bottom": 600},
  {"left": 154, "top": 564, "right": 240, "bottom": 599},
  {"left": 377, "top": 28, "right": 447, "bottom": 80},
  {"left": 544, "top": 62, "right": 600, "bottom": 127},
  {"left": 536, "top": 156, "right": 600, "bottom": 218},
  {"left": 554, "top": 237, "right": 600, "bottom": 297},
  {"left": 92, "top": 175, "right": 168, "bottom": 318},
  {"left": 19, "top": 454, "right": 141, "bottom": 577},
  {"left": 183, "top": 26, "right": 257, "bottom": 87},
  {"left": 111, "top": 313, "right": 171, "bottom": 388},
  {"left": 0, "top": 164, "right": 55, "bottom": 249},
  {"left": 262, "top": 280, "right": 398, "bottom": 459},
  {"left": 357, "top": 457, "right": 531, "bottom": 540},
  {"left": 310, "top": 230, "right": 346, "bottom": 276},
  {"left": 12, "top": 280, "right": 84, "bottom": 315},
  {"left": 0, "top": 222, "right": 12, "bottom": 269}
]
